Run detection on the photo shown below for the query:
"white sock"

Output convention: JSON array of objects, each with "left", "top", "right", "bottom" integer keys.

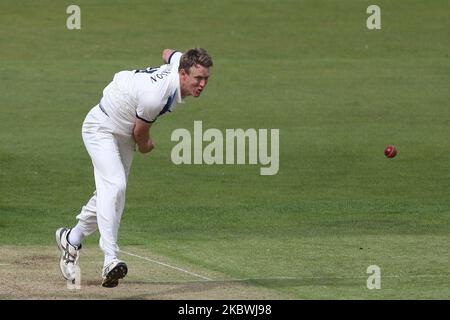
[
  {"left": 104, "top": 255, "right": 117, "bottom": 268},
  {"left": 68, "top": 225, "right": 85, "bottom": 247}
]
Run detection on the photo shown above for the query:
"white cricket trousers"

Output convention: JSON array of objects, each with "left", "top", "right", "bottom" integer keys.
[{"left": 76, "top": 105, "right": 135, "bottom": 261}]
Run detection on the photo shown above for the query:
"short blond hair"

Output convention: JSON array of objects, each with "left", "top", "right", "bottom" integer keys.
[{"left": 179, "top": 48, "right": 213, "bottom": 73}]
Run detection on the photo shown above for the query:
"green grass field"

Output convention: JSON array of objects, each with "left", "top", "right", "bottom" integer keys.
[{"left": 1, "top": 0, "right": 449, "bottom": 299}]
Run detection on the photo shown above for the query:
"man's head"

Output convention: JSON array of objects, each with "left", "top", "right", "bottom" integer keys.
[{"left": 179, "top": 48, "right": 213, "bottom": 98}]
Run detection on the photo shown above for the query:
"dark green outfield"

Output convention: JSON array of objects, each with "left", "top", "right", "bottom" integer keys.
[{"left": 1, "top": 0, "right": 449, "bottom": 298}]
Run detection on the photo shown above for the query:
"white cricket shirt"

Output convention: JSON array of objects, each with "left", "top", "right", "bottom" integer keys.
[{"left": 99, "top": 51, "right": 184, "bottom": 136}]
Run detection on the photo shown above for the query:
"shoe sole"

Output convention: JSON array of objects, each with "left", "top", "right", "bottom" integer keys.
[
  {"left": 102, "top": 262, "right": 128, "bottom": 288},
  {"left": 55, "top": 228, "right": 65, "bottom": 251}
]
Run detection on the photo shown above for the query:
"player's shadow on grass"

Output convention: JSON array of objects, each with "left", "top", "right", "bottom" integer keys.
[{"left": 119, "top": 277, "right": 358, "bottom": 299}]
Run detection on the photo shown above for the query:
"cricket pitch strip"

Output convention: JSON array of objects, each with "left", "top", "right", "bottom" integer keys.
[{"left": 0, "top": 245, "right": 287, "bottom": 300}]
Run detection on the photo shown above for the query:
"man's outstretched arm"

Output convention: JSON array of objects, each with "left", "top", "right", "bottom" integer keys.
[{"left": 133, "top": 118, "right": 155, "bottom": 153}]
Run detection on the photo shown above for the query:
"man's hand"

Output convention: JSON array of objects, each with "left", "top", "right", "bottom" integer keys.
[
  {"left": 137, "top": 137, "right": 155, "bottom": 154},
  {"left": 133, "top": 118, "right": 155, "bottom": 153}
]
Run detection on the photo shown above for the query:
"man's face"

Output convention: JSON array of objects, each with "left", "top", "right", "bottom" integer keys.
[{"left": 179, "top": 64, "right": 210, "bottom": 98}]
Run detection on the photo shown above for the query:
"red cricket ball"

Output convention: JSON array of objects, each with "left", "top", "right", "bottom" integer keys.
[{"left": 384, "top": 145, "right": 397, "bottom": 158}]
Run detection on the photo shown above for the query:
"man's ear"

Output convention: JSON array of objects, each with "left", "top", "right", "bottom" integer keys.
[{"left": 179, "top": 68, "right": 188, "bottom": 77}]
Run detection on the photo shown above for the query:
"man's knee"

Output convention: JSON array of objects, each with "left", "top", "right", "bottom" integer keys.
[{"left": 110, "top": 178, "right": 127, "bottom": 199}]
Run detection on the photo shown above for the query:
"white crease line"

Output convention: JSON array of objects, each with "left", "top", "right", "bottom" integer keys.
[{"left": 120, "top": 250, "right": 212, "bottom": 281}]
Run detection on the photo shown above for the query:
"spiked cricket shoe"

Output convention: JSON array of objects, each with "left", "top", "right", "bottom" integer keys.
[
  {"left": 102, "top": 259, "right": 128, "bottom": 288},
  {"left": 55, "top": 228, "right": 82, "bottom": 282}
]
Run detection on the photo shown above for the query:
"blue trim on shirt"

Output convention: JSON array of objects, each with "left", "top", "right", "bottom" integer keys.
[
  {"left": 136, "top": 112, "right": 155, "bottom": 123},
  {"left": 99, "top": 103, "right": 109, "bottom": 117},
  {"left": 168, "top": 51, "right": 180, "bottom": 64},
  {"left": 158, "top": 91, "right": 176, "bottom": 116}
]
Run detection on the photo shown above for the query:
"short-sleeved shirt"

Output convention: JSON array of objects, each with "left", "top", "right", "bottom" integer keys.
[{"left": 99, "top": 51, "right": 184, "bottom": 136}]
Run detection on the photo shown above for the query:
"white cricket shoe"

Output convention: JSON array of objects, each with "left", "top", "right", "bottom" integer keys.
[
  {"left": 101, "top": 259, "right": 128, "bottom": 288},
  {"left": 55, "top": 228, "right": 82, "bottom": 282}
]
